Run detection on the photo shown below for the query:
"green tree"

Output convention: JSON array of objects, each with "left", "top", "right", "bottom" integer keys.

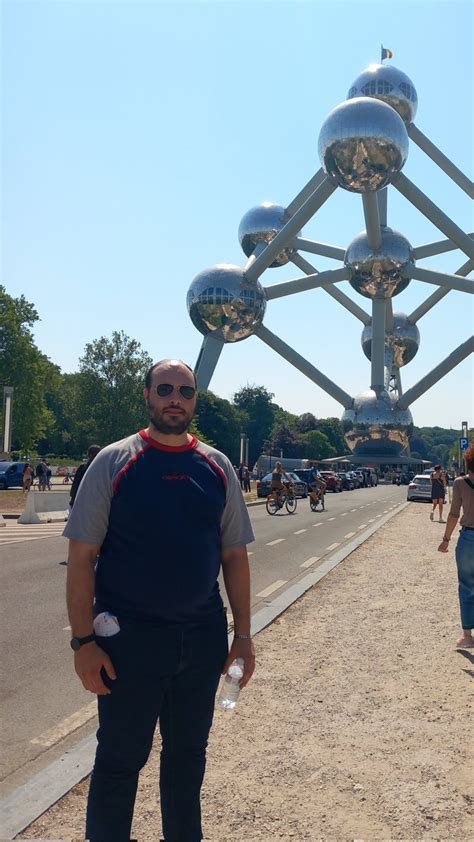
[
  {"left": 270, "top": 422, "right": 305, "bottom": 458},
  {"left": 296, "top": 412, "right": 317, "bottom": 433},
  {"left": 75, "top": 331, "right": 153, "bottom": 447},
  {"left": 0, "top": 285, "right": 57, "bottom": 451},
  {"left": 301, "top": 429, "right": 336, "bottom": 460},
  {"left": 232, "top": 385, "right": 276, "bottom": 465},
  {"left": 195, "top": 391, "right": 246, "bottom": 463},
  {"left": 313, "top": 417, "right": 347, "bottom": 454}
]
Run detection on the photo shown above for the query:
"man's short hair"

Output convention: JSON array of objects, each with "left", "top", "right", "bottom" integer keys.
[
  {"left": 144, "top": 360, "right": 197, "bottom": 390},
  {"left": 87, "top": 445, "right": 101, "bottom": 459},
  {"left": 465, "top": 442, "right": 474, "bottom": 472}
]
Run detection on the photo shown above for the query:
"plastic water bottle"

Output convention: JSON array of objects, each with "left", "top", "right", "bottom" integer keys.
[{"left": 218, "top": 657, "right": 244, "bottom": 710}]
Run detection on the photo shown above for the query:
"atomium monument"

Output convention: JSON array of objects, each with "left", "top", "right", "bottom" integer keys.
[{"left": 186, "top": 56, "right": 473, "bottom": 463}]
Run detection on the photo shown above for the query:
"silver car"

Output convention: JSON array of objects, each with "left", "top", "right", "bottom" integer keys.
[{"left": 406, "top": 474, "right": 432, "bottom": 502}]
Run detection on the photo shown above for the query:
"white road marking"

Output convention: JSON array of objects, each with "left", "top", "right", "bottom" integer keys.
[
  {"left": 312, "top": 523, "right": 323, "bottom": 528},
  {"left": 294, "top": 529, "right": 307, "bottom": 535},
  {"left": 266, "top": 538, "right": 285, "bottom": 546},
  {"left": 300, "top": 556, "right": 321, "bottom": 568},
  {"left": 341, "top": 512, "right": 348, "bottom": 516},
  {"left": 63, "top": 625, "right": 71, "bottom": 631},
  {"left": 383, "top": 509, "right": 389, "bottom": 513},
  {"left": 248, "top": 551, "right": 254, "bottom": 556},
  {"left": 358, "top": 523, "right": 367, "bottom": 530},
  {"left": 344, "top": 532, "right": 356, "bottom": 539},
  {"left": 328, "top": 517, "right": 336, "bottom": 521},
  {"left": 326, "top": 542, "right": 340, "bottom": 551},
  {"left": 31, "top": 701, "right": 97, "bottom": 747},
  {"left": 368, "top": 518, "right": 375, "bottom": 523},
  {"left": 256, "top": 579, "right": 287, "bottom": 598},
  {"left": 351, "top": 508, "right": 357, "bottom": 512}
]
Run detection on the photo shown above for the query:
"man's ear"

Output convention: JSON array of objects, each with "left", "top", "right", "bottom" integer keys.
[{"left": 143, "top": 388, "right": 149, "bottom": 402}]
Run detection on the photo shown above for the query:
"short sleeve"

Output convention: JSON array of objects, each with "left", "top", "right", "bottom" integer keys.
[
  {"left": 219, "top": 459, "right": 255, "bottom": 548},
  {"left": 63, "top": 453, "right": 114, "bottom": 545}
]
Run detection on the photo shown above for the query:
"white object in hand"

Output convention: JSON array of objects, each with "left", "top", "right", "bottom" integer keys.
[
  {"left": 93, "top": 612, "right": 120, "bottom": 636},
  {"left": 218, "top": 657, "right": 244, "bottom": 710}
]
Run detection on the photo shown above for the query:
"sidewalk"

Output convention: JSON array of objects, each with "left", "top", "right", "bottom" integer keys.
[{"left": 18, "top": 504, "right": 473, "bottom": 840}]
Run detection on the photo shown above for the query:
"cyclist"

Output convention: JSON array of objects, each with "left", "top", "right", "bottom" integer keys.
[
  {"left": 307, "top": 464, "right": 326, "bottom": 508},
  {"left": 271, "top": 461, "right": 293, "bottom": 504}
]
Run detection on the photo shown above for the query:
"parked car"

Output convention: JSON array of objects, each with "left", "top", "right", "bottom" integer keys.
[
  {"left": 336, "top": 472, "right": 355, "bottom": 490},
  {"left": 293, "top": 468, "right": 323, "bottom": 489},
  {"left": 406, "top": 474, "right": 432, "bottom": 502},
  {"left": 319, "top": 471, "right": 343, "bottom": 492},
  {"left": 0, "top": 461, "right": 28, "bottom": 489},
  {"left": 347, "top": 470, "right": 362, "bottom": 488},
  {"left": 354, "top": 470, "right": 366, "bottom": 486},
  {"left": 256, "top": 471, "right": 308, "bottom": 499},
  {"left": 360, "top": 467, "right": 378, "bottom": 486}
]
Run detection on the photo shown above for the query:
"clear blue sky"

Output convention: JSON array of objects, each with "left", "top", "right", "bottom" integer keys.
[{"left": 2, "top": 0, "right": 473, "bottom": 430}]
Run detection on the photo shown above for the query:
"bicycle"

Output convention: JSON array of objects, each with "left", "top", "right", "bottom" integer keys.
[
  {"left": 266, "top": 484, "right": 297, "bottom": 515},
  {"left": 309, "top": 487, "right": 325, "bottom": 512}
]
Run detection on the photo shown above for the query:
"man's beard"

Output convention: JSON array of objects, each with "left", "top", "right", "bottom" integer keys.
[{"left": 147, "top": 400, "right": 193, "bottom": 436}]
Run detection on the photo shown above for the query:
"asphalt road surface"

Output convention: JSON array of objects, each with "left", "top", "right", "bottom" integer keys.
[{"left": 0, "top": 483, "right": 405, "bottom": 795}]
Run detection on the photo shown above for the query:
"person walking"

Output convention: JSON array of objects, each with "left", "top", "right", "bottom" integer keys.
[
  {"left": 35, "top": 458, "right": 48, "bottom": 491},
  {"left": 22, "top": 462, "right": 34, "bottom": 492},
  {"left": 69, "top": 445, "right": 101, "bottom": 508},
  {"left": 64, "top": 359, "right": 255, "bottom": 842},
  {"left": 437, "top": 442, "right": 474, "bottom": 648},
  {"left": 243, "top": 465, "right": 251, "bottom": 493},
  {"left": 430, "top": 464, "right": 447, "bottom": 522}
]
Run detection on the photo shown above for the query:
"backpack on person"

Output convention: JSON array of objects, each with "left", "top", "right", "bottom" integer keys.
[{"left": 35, "top": 463, "right": 44, "bottom": 478}]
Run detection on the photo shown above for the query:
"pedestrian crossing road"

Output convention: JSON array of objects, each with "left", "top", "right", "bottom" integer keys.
[{"left": 0, "top": 521, "right": 67, "bottom": 545}]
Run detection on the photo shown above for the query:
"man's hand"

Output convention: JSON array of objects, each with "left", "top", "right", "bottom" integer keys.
[
  {"left": 222, "top": 637, "right": 255, "bottom": 690},
  {"left": 74, "top": 642, "right": 117, "bottom": 695},
  {"left": 437, "top": 538, "right": 450, "bottom": 553}
]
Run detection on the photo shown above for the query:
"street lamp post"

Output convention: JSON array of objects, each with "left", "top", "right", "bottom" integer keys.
[{"left": 2, "top": 386, "right": 14, "bottom": 455}]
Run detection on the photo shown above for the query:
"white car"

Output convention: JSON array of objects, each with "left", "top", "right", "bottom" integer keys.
[{"left": 406, "top": 474, "right": 432, "bottom": 502}]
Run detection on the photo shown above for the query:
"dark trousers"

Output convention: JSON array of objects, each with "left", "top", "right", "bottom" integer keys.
[{"left": 86, "top": 612, "right": 228, "bottom": 842}]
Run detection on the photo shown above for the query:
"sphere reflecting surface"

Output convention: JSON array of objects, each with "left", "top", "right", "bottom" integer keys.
[
  {"left": 361, "top": 312, "right": 420, "bottom": 366},
  {"left": 318, "top": 97, "right": 409, "bottom": 193},
  {"left": 187, "top": 264, "right": 266, "bottom": 343},
  {"left": 345, "top": 228, "right": 413, "bottom": 298},
  {"left": 341, "top": 389, "right": 413, "bottom": 455},
  {"left": 238, "top": 203, "right": 295, "bottom": 267},
  {"left": 347, "top": 64, "right": 418, "bottom": 124}
]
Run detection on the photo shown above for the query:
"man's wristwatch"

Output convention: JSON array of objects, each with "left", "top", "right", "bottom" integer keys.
[{"left": 70, "top": 634, "right": 96, "bottom": 651}]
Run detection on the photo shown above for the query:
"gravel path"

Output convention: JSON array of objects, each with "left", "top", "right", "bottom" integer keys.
[{"left": 20, "top": 503, "right": 473, "bottom": 840}]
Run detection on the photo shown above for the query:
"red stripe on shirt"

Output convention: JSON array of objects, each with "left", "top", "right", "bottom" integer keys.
[{"left": 113, "top": 444, "right": 151, "bottom": 494}]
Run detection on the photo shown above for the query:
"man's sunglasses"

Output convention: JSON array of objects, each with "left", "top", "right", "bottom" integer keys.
[{"left": 156, "top": 383, "right": 196, "bottom": 400}]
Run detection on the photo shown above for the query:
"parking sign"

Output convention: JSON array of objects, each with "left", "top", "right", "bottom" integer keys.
[{"left": 460, "top": 437, "right": 469, "bottom": 451}]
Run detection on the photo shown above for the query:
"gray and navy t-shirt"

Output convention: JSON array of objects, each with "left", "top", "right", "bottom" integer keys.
[{"left": 64, "top": 431, "right": 255, "bottom": 624}]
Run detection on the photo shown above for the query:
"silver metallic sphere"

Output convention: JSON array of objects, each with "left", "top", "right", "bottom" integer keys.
[
  {"left": 341, "top": 389, "right": 413, "bottom": 455},
  {"left": 347, "top": 64, "right": 418, "bottom": 124},
  {"left": 238, "top": 203, "right": 295, "bottom": 267},
  {"left": 345, "top": 227, "right": 413, "bottom": 298},
  {"left": 187, "top": 264, "right": 266, "bottom": 343},
  {"left": 318, "top": 97, "right": 409, "bottom": 193},
  {"left": 361, "top": 312, "right": 420, "bottom": 366}
]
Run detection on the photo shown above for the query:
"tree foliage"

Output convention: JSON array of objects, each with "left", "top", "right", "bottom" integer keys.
[
  {"left": 0, "top": 286, "right": 58, "bottom": 450},
  {"left": 76, "top": 331, "right": 153, "bottom": 446},
  {"left": 232, "top": 385, "right": 276, "bottom": 464},
  {"left": 196, "top": 391, "right": 246, "bottom": 463}
]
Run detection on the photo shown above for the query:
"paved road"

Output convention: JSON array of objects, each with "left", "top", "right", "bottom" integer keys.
[{"left": 0, "top": 484, "right": 405, "bottom": 794}]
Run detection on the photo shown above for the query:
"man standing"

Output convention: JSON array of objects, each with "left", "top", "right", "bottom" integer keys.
[
  {"left": 65, "top": 359, "right": 255, "bottom": 842},
  {"left": 69, "top": 445, "right": 101, "bottom": 508}
]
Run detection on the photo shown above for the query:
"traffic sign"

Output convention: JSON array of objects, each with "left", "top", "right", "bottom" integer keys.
[{"left": 460, "top": 437, "right": 469, "bottom": 451}]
